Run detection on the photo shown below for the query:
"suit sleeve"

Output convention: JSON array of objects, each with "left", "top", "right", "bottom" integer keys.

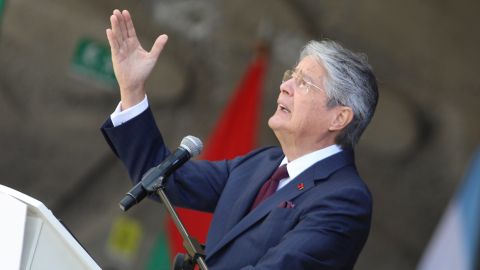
[
  {"left": 101, "top": 106, "right": 238, "bottom": 212},
  {"left": 240, "top": 181, "right": 372, "bottom": 270}
]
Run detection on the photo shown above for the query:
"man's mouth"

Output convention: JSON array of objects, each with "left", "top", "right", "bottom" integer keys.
[{"left": 279, "top": 104, "right": 291, "bottom": 113}]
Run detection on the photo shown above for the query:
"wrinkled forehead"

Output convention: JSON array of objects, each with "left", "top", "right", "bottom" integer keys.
[{"left": 295, "top": 56, "right": 327, "bottom": 85}]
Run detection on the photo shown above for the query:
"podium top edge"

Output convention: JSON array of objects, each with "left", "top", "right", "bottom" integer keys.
[
  {"left": 0, "top": 185, "right": 47, "bottom": 212},
  {"left": 0, "top": 184, "right": 102, "bottom": 270}
]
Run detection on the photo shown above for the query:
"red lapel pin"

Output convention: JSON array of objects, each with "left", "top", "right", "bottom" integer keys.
[{"left": 298, "top": 183, "right": 304, "bottom": 190}]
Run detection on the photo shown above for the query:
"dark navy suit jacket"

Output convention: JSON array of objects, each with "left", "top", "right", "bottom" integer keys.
[{"left": 101, "top": 107, "right": 372, "bottom": 270}]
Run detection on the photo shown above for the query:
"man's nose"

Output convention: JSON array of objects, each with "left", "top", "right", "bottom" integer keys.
[{"left": 280, "top": 79, "right": 294, "bottom": 96}]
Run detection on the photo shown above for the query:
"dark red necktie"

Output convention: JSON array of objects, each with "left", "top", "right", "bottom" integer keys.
[{"left": 250, "top": 164, "right": 289, "bottom": 211}]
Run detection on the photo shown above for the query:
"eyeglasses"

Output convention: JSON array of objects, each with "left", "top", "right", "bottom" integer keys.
[{"left": 282, "top": 70, "right": 322, "bottom": 93}]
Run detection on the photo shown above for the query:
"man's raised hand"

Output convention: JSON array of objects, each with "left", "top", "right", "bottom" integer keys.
[{"left": 106, "top": 10, "right": 168, "bottom": 110}]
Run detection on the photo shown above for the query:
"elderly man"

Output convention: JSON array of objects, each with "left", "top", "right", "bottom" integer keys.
[{"left": 101, "top": 9, "right": 378, "bottom": 270}]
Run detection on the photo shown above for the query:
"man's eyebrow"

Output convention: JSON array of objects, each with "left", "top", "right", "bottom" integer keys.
[
  {"left": 301, "top": 70, "right": 315, "bottom": 83},
  {"left": 294, "top": 67, "right": 314, "bottom": 83},
  {"left": 293, "top": 66, "right": 313, "bottom": 83}
]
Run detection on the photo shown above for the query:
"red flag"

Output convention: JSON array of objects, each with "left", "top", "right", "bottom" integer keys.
[{"left": 165, "top": 49, "right": 269, "bottom": 262}]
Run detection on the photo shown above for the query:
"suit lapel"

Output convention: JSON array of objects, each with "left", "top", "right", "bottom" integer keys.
[
  {"left": 207, "top": 168, "right": 316, "bottom": 258},
  {"left": 207, "top": 149, "right": 355, "bottom": 259},
  {"left": 222, "top": 155, "right": 283, "bottom": 233}
]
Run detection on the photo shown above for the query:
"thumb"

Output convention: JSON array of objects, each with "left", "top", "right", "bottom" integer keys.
[{"left": 150, "top": 34, "right": 168, "bottom": 59}]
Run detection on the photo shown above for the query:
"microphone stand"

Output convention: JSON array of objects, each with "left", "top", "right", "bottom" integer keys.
[{"left": 152, "top": 178, "right": 209, "bottom": 270}]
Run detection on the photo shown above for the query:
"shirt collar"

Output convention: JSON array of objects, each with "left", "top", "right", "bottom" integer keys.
[{"left": 280, "top": 144, "right": 343, "bottom": 180}]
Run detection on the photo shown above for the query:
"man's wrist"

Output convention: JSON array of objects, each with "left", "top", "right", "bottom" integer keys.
[{"left": 120, "top": 86, "right": 146, "bottom": 110}]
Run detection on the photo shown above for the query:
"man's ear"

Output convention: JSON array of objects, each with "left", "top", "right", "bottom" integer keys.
[{"left": 329, "top": 106, "right": 354, "bottom": 131}]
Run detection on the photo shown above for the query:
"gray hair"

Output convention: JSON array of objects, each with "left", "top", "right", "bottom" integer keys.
[{"left": 299, "top": 40, "right": 379, "bottom": 149}]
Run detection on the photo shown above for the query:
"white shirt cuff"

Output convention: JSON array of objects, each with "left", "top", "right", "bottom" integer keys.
[{"left": 110, "top": 95, "right": 149, "bottom": 127}]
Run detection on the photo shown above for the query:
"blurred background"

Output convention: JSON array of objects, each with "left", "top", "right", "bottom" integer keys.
[{"left": 0, "top": 0, "right": 479, "bottom": 269}]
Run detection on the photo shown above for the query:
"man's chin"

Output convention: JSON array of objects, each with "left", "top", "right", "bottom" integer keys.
[{"left": 268, "top": 115, "right": 288, "bottom": 132}]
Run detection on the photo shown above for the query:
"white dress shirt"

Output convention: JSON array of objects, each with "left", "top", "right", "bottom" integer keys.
[{"left": 110, "top": 95, "right": 149, "bottom": 127}]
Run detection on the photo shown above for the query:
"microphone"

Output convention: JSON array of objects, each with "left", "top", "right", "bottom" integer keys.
[{"left": 119, "top": 135, "right": 203, "bottom": 211}]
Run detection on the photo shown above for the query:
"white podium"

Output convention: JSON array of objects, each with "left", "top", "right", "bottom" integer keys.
[{"left": 0, "top": 185, "right": 101, "bottom": 270}]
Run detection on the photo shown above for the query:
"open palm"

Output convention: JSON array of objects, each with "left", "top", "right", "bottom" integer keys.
[{"left": 106, "top": 10, "right": 168, "bottom": 108}]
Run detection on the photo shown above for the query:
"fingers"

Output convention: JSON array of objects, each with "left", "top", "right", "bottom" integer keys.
[
  {"left": 122, "top": 10, "right": 137, "bottom": 38},
  {"left": 110, "top": 14, "right": 124, "bottom": 46},
  {"left": 106, "top": 29, "right": 119, "bottom": 55},
  {"left": 113, "top": 9, "right": 129, "bottom": 41},
  {"left": 150, "top": 35, "right": 169, "bottom": 59}
]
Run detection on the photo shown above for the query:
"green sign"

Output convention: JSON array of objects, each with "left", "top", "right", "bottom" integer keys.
[
  {"left": 0, "top": 0, "right": 6, "bottom": 26},
  {"left": 70, "top": 38, "right": 117, "bottom": 88}
]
